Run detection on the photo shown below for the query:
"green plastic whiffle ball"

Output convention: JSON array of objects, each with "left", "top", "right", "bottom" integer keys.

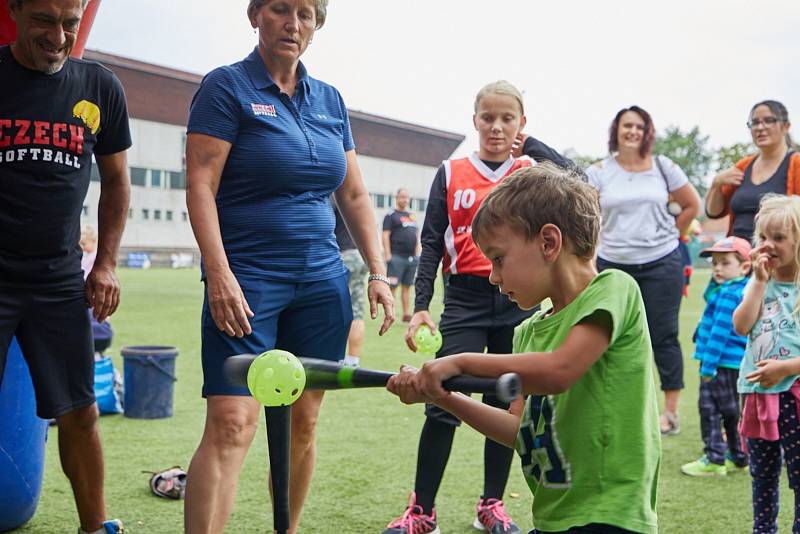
[
  {"left": 415, "top": 325, "right": 442, "bottom": 355},
  {"left": 246, "top": 349, "right": 306, "bottom": 407}
]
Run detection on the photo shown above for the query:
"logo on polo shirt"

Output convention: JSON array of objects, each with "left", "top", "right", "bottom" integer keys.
[{"left": 251, "top": 103, "right": 277, "bottom": 118}]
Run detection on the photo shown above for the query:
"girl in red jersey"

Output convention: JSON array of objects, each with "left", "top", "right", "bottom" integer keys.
[{"left": 382, "top": 80, "right": 577, "bottom": 534}]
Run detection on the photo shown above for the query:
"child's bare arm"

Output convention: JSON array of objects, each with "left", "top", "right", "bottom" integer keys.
[
  {"left": 435, "top": 394, "right": 524, "bottom": 448},
  {"left": 387, "top": 366, "right": 524, "bottom": 447},
  {"left": 415, "top": 311, "right": 612, "bottom": 398},
  {"left": 733, "top": 278, "right": 767, "bottom": 336},
  {"left": 747, "top": 359, "right": 800, "bottom": 388}
]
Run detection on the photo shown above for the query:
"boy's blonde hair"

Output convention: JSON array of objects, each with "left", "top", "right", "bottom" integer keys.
[
  {"left": 473, "top": 80, "right": 524, "bottom": 116},
  {"left": 472, "top": 162, "right": 600, "bottom": 258},
  {"left": 754, "top": 194, "right": 800, "bottom": 314}
]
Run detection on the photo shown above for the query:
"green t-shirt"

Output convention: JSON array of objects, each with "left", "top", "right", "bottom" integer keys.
[{"left": 514, "top": 269, "right": 661, "bottom": 533}]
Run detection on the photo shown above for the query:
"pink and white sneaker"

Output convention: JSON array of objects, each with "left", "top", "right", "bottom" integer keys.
[
  {"left": 382, "top": 492, "right": 440, "bottom": 534},
  {"left": 473, "top": 497, "right": 521, "bottom": 534}
]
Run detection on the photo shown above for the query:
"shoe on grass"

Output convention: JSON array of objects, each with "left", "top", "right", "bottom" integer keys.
[
  {"left": 681, "top": 456, "right": 726, "bottom": 477},
  {"left": 473, "top": 497, "right": 521, "bottom": 533},
  {"left": 382, "top": 492, "right": 440, "bottom": 534},
  {"left": 340, "top": 354, "right": 360, "bottom": 367},
  {"left": 660, "top": 412, "right": 680, "bottom": 436},
  {"left": 724, "top": 452, "right": 748, "bottom": 473},
  {"left": 76, "top": 519, "right": 124, "bottom": 534},
  {"left": 147, "top": 466, "right": 187, "bottom": 499}
]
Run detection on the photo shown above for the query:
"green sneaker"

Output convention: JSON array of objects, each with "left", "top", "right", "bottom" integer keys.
[
  {"left": 724, "top": 453, "right": 748, "bottom": 474},
  {"left": 681, "top": 456, "right": 726, "bottom": 477}
]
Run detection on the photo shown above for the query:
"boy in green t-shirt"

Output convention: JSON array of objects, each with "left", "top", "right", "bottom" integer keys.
[{"left": 388, "top": 162, "right": 661, "bottom": 534}]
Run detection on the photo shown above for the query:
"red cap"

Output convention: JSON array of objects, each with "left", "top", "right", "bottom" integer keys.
[{"left": 699, "top": 236, "right": 752, "bottom": 261}]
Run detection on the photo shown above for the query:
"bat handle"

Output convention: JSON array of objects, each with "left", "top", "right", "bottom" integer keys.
[
  {"left": 265, "top": 405, "right": 291, "bottom": 533},
  {"left": 441, "top": 373, "right": 521, "bottom": 403}
]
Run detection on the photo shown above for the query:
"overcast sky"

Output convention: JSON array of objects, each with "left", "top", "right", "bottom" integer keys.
[{"left": 87, "top": 0, "right": 800, "bottom": 159}]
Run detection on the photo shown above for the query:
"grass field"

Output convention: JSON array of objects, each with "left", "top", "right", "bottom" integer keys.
[{"left": 13, "top": 268, "right": 796, "bottom": 533}]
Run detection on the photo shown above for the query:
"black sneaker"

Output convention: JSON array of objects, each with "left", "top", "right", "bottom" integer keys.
[
  {"left": 382, "top": 492, "right": 440, "bottom": 534},
  {"left": 473, "top": 497, "right": 521, "bottom": 534}
]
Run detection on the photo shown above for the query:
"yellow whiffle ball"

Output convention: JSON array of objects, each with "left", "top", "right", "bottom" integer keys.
[
  {"left": 246, "top": 350, "right": 306, "bottom": 407},
  {"left": 415, "top": 325, "right": 442, "bottom": 355}
]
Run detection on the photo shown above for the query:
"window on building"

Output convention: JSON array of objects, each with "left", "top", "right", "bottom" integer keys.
[
  {"left": 151, "top": 170, "right": 161, "bottom": 188},
  {"left": 376, "top": 194, "right": 386, "bottom": 208},
  {"left": 182, "top": 211, "right": 188, "bottom": 222},
  {"left": 169, "top": 171, "right": 186, "bottom": 190},
  {"left": 131, "top": 167, "right": 147, "bottom": 187},
  {"left": 90, "top": 162, "right": 101, "bottom": 182},
  {"left": 142, "top": 208, "right": 150, "bottom": 220},
  {"left": 166, "top": 210, "right": 173, "bottom": 221},
  {"left": 128, "top": 208, "right": 134, "bottom": 219},
  {"left": 82, "top": 205, "right": 89, "bottom": 216},
  {"left": 154, "top": 209, "right": 162, "bottom": 220},
  {"left": 417, "top": 199, "right": 427, "bottom": 212}
]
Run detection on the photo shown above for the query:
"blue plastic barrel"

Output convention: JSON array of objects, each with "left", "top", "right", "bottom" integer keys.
[
  {"left": 121, "top": 346, "right": 178, "bottom": 419},
  {"left": 0, "top": 338, "right": 48, "bottom": 532}
]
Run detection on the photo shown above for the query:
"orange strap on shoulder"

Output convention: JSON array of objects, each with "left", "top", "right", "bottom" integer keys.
[{"left": 787, "top": 152, "right": 800, "bottom": 196}]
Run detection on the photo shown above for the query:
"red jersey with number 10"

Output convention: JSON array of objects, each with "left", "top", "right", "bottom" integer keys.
[{"left": 442, "top": 153, "right": 533, "bottom": 276}]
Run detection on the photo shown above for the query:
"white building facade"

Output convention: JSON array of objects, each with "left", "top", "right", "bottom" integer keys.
[{"left": 81, "top": 51, "right": 464, "bottom": 267}]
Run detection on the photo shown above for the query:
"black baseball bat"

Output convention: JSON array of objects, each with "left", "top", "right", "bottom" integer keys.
[{"left": 224, "top": 355, "right": 521, "bottom": 403}]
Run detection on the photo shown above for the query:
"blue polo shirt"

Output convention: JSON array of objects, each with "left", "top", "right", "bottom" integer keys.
[{"left": 187, "top": 48, "right": 354, "bottom": 282}]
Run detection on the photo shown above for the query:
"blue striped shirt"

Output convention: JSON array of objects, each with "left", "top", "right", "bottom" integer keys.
[
  {"left": 188, "top": 48, "right": 353, "bottom": 282},
  {"left": 693, "top": 277, "right": 748, "bottom": 377}
]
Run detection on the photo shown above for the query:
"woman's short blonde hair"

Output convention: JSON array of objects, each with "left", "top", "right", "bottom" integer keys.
[
  {"left": 473, "top": 80, "right": 525, "bottom": 116},
  {"left": 247, "top": 0, "right": 328, "bottom": 29}
]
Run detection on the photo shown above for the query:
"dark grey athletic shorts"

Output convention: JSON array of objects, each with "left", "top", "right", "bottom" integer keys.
[{"left": 0, "top": 283, "right": 95, "bottom": 419}]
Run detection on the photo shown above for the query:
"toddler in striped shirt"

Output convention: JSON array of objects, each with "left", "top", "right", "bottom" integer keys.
[{"left": 681, "top": 236, "right": 752, "bottom": 477}]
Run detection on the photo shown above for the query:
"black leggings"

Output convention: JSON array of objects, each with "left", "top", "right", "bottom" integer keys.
[
  {"left": 597, "top": 248, "right": 684, "bottom": 391},
  {"left": 747, "top": 391, "right": 800, "bottom": 534},
  {"left": 414, "top": 274, "right": 533, "bottom": 513}
]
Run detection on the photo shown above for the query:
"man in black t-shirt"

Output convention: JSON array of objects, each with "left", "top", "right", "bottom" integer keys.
[
  {"left": 382, "top": 188, "right": 421, "bottom": 322},
  {"left": 0, "top": 2, "right": 131, "bottom": 533}
]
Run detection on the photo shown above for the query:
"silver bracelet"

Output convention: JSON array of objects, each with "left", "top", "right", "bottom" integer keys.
[{"left": 368, "top": 274, "right": 390, "bottom": 285}]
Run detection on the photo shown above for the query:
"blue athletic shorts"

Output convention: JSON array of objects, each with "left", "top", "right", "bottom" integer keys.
[{"left": 200, "top": 272, "right": 352, "bottom": 396}]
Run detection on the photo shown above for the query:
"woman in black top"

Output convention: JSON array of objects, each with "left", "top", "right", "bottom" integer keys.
[{"left": 706, "top": 100, "right": 796, "bottom": 240}]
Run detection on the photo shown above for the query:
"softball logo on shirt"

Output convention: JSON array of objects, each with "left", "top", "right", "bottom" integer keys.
[
  {"left": 72, "top": 100, "right": 101, "bottom": 134},
  {"left": 251, "top": 103, "right": 277, "bottom": 118},
  {"left": 400, "top": 214, "right": 417, "bottom": 228},
  {"left": 0, "top": 117, "right": 85, "bottom": 168}
]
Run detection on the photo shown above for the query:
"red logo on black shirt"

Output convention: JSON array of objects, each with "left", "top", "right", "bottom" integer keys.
[{"left": 0, "top": 118, "right": 84, "bottom": 168}]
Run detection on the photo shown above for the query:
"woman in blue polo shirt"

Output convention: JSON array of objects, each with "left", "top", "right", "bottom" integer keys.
[{"left": 183, "top": 1, "right": 394, "bottom": 531}]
